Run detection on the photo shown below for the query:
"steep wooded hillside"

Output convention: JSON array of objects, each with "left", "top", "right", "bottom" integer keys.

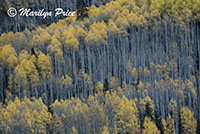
[
  {"left": 0, "top": 0, "right": 110, "bottom": 33},
  {"left": 0, "top": 0, "right": 200, "bottom": 133}
]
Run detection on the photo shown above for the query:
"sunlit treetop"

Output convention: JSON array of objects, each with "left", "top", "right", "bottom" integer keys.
[
  {"left": 0, "top": 32, "right": 15, "bottom": 46},
  {"left": 0, "top": 44, "right": 18, "bottom": 69},
  {"left": 48, "top": 37, "right": 63, "bottom": 58},
  {"left": 37, "top": 53, "right": 52, "bottom": 76},
  {"left": 63, "top": 25, "right": 79, "bottom": 49},
  {"left": 85, "top": 21, "right": 108, "bottom": 45},
  {"left": 108, "top": 19, "right": 120, "bottom": 35},
  {"left": 75, "top": 25, "right": 88, "bottom": 39}
]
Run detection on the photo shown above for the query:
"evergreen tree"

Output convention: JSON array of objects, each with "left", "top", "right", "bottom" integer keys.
[{"left": 76, "top": 0, "right": 89, "bottom": 20}]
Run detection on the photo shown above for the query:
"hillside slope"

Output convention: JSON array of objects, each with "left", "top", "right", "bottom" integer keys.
[
  {"left": 0, "top": 0, "right": 110, "bottom": 33},
  {"left": 0, "top": 0, "right": 200, "bottom": 133}
]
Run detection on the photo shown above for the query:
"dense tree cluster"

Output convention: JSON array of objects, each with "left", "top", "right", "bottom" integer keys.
[
  {"left": 0, "top": 0, "right": 200, "bottom": 133},
  {"left": 0, "top": 0, "right": 111, "bottom": 33},
  {"left": 0, "top": 92, "right": 197, "bottom": 134}
]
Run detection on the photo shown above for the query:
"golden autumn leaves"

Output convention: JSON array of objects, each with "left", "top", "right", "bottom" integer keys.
[
  {"left": 0, "top": 98, "right": 51, "bottom": 134},
  {"left": 3, "top": 91, "right": 197, "bottom": 134},
  {"left": 0, "top": 0, "right": 200, "bottom": 133}
]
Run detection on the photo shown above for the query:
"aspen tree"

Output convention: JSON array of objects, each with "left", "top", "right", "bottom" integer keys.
[
  {"left": 162, "top": 114, "right": 176, "bottom": 134},
  {"left": 180, "top": 107, "right": 197, "bottom": 134},
  {"left": 0, "top": 44, "right": 18, "bottom": 101},
  {"left": 128, "top": 12, "right": 139, "bottom": 27},
  {"left": 76, "top": 25, "right": 87, "bottom": 73},
  {"left": 64, "top": 25, "right": 79, "bottom": 49},
  {"left": 114, "top": 96, "right": 140, "bottom": 134},
  {"left": 19, "top": 50, "right": 31, "bottom": 62},
  {"left": 95, "top": 81, "right": 104, "bottom": 93},
  {"left": 0, "top": 1, "right": 200, "bottom": 133},
  {"left": 0, "top": 44, "right": 18, "bottom": 70},
  {"left": 37, "top": 53, "right": 52, "bottom": 76},
  {"left": 52, "top": 114, "right": 64, "bottom": 134},
  {"left": 101, "top": 126, "right": 110, "bottom": 134},
  {"left": 14, "top": 58, "right": 39, "bottom": 98},
  {"left": 88, "top": 95, "right": 107, "bottom": 134},
  {"left": 0, "top": 97, "right": 52, "bottom": 134},
  {"left": 76, "top": 25, "right": 87, "bottom": 39},
  {"left": 32, "top": 31, "right": 52, "bottom": 50},
  {"left": 142, "top": 117, "right": 160, "bottom": 134},
  {"left": 108, "top": 19, "right": 120, "bottom": 35},
  {"left": 71, "top": 126, "right": 78, "bottom": 134},
  {"left": 85, "top": 21, "right": 108, "bottom": 45},
  {"left": 109, "top": 76, "right": 119, "bottom": 91},
  {"left": 0, "top": 32, "right": 15, "bottom": 46},
  {"left": 169, "top": 99, "right": 178, "bottom": 120},
  {"left": 63, "top": 25, "right": 79, "bottom": 94},
  {"left": 60, "top": 74, "right": 73, "bottom": 99},
  {"left": 78, "top": 70, "right": 93, "bottom": 97},
  {"left": 37, "top": 53, "right": 52, "bottom": 100},
  {"left": 104, "top": 92, "right": 121, "bottom": 133},
  {"left": 115, "top": 12, "right": 129, "bottom": 34},
  {"left": 193, "top": 0, "right": 200, "bottom": 21}
]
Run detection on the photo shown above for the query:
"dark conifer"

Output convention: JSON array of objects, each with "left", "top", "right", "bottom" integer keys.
[{"left": 76, "top": 0, "right": 89, "bottom": 20}]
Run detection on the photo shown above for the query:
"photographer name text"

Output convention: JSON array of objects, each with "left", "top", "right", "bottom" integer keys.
[{"left": 7, "top": 7, "right": 76, "bottom": 18}]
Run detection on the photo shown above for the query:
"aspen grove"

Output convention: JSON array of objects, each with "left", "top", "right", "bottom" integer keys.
[{"left": 0, "top": 0, "right": 200, "bottom": 133}]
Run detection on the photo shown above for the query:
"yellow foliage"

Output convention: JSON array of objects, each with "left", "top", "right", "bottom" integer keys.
[
  {"left": 14, "top": 58, "right": 39, "bottom": 91},
  {"left": 137, "top": 81, "right": 144, "bottom": 90},
  {"left": 78, "top": 71, "right": 93, "bottom": 90},
  {"left": 37, "top": 53, "right": 52, "bottom": 76},
  {"left": 162, "top": 115, "right": 176, "bottom": 134},
  {"left": 48, "top": 37, "right": 63, "bottom": 58},
  {"left": 85, "top": 21, "right": 108, "bottom": 45},
  {"left": 193, "top": 0, "right": 200, "bottom": 21},
  {"left": 58, "top": 16, "right": 77, "bottom": 25},
  {"left": 131, "top": 68, "right": 138, "bottom": 79},
  {"left": 109, "top": 76, "right": 119, "bottom": 89},
  {"left": 88, "top": 5, "right": 100, "bottom": 21},
  {"left": 19, "top": 49, "right": 31, "bottom": 62},
  {"left": 61, "top": 74, "right": 73, "bottom": 88},
  {"left": 40, "top": 32, "right": 52, "bottom": 44},
  {"left": 101, "top": 126, "right": 110, "bottom": 134},
  {"left": 186, "top": 80, "right": 197, "bottom": 99},
  {"left": 71, "top": 126, "right": 78, "bottom": 134},
  {"left": 53, "top": 29, "right": 61, "bottom": 40},
  {"left": 115, "top": 12, "right": 129, "bottom": 33},
  {"left": 140, "top": 96, "right": 155, "bottom": 117},
  {"left": 0, "top": 97, "right": 52, "bottom": 134},
  {"left": 0, "top": 32, "right": 15, "bottom": 46},
  {"left": 114, "top": 96, "right": 140, "bottom": 134},
  {"left": 96, "top": 82, "right": 104, "bottom": 92},
  {"left": 128, "top": 12, "right": 139, "bottom": 27},
  {"left": 142, "top": 117, "right": 160, "bottom": 134},
  {"left": 180, "top": 107, "right": 197, "bottom": 134},
  {"left": 169, "top": 99, "right": 177, "bottom": 119},
  {"left": 88, "top": 95, "right": 107, "bottom": 133},
  {"left": 62, "top": 25, "right": 79, "bottom": 49},
  {"left": 76, "top": 25, "right": 87, "bottom": 38},
  {"left": 144, "top": 67, "right": 150, "bottom": 77},
  {"left": 0, "top": 44, "right": 18, "bottom": 68},
  {"left": 108, "top": 19, "right": 120, "bottom": 35}
]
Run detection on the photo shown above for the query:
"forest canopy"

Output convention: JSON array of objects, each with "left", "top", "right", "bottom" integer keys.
[{"left": 0, "top": 0, "right": 200, "bottom": 133}]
